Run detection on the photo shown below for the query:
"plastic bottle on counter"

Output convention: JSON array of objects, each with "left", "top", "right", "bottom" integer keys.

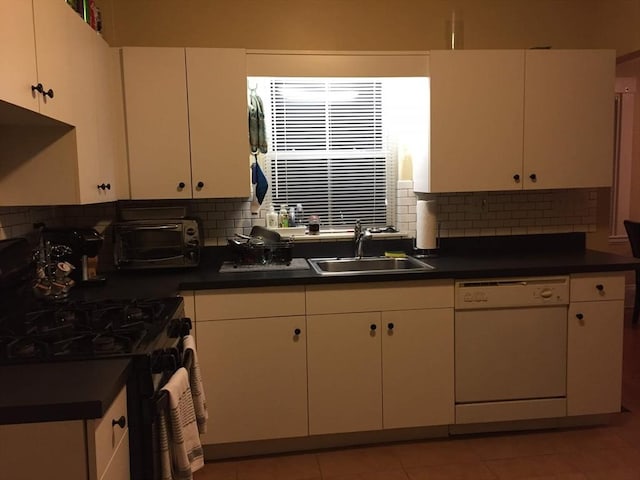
[
  {"left": 289, "top": 206, "right": 296, "bottom": 227},
  {"left": 278, "top": 205, "right": 289, "bottom": 228},
  {"left": 266, "top": 205, "right": 278, "bottom": 229}
]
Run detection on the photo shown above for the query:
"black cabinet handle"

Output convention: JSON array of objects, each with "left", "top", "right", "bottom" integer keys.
[
  {"left": 43, "top": 88, "right": 54, "bottom": 99},
  {"left": 31, "top": 83, "right": 44, "bottom": 94},
  {"left": 529, "top": 173, "right": 537, "bottom": 181},
  {"left": 112, "top": 415, "right": 126, "bottom": 429},
  {"left": 97, "top": 183, "right": 111, "bottom": 191},
  {"left": 576, "top": 313, "right": 584, "bottom": 320},
  {"left": 178, "top": 182, "right": 186, "bottom": 189},
  {"left": 370, "top": 324, "right": 377, "bottom": 331},
  {"left": 196, "top": 181, "right": 204, "bottom": 189},
  {"left": 294, "top": 328, "right": 301, "bottom": 336},
  {"left": 596, "top": 284, "right": 604, "bottom": 291},
  {"left": 387, "top": 323, "right": 394, "bottom": 330},
  {"left": 513, "top": 174, "right": 520, "bottom": 182}
]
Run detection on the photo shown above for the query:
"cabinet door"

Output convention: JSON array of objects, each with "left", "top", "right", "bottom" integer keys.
[
  {"left": 32, "top": 0, "right": 77, "bottom": 125},
  {"left": 72, "top": 18, "right": 99, "bottom": 204},
  {"left": 91, "top": 41, "right": 126, "bottom": 203},
  {"left": 382, "top": 308, "right": 454, "bottom": 429},
  {"left": 307, "top": 312, "right": 382, "bottom": 435},
  {"left": 186, "top": 48, "right": 250, "bottom": 198},
  {"left": 523, "top": 50, "right": 615, "bottom": 189},
  {"left": 122, "top": 47, "right": 192, "bottom": 199},
  {"left": 567, "top": 301, "right": 624, "bottom": 416},
  {"left": 100, "top": 431, "right": 130, "bottom": 480},
  {"left": 197, "top": 316, "right": 308, "bottom": 444},
  {"left": 429, "top": 50, "right": 525, "bottom": 193},
  {"left": 0, "top": 0, "right": 39, "bottom": 112},
  {"left": 0, "top": 420, "right": 87, "bottom": 480}
]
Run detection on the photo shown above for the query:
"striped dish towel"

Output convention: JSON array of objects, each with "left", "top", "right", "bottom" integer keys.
[
  {"left": 158, "top": 367, "right": 204, "bottom": 480},
  {"left": 183, "top": 335, "right": 208, "bottom": 434}
]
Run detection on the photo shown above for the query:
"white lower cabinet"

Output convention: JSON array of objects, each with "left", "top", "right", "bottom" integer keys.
[
  {"left": 307, "top": 312, "right": 383, "bottom": 435},
  {"left": 192, "top": 281, "right": 454, "bottom": 445},
  {"left": 0, "top": 385, "right": 129, "bottom": 480},
  {"left": 382, "top": 309, "right": 454, "bottom": 429},
  {"left": 567, "top": 273, "right": 625, "bottom": 416},
  {"left": 197, "top": 316, "right": 308, "bottom": 444},
  {"left": 306, "top": 281, "right": 455, "bottom": 435},
  {"left": 193, "top": 287, "right": 307, "bottom": 444}
]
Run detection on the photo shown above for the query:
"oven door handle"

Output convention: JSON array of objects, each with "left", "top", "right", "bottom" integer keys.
[
  {"left": 118, "top": 224, "right": 182, "bottom": 231},
  {"left": 132, "top": 255, "right": 187, "bottom": 263}
]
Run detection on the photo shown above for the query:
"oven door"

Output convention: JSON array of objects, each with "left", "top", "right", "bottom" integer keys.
[{"left": 115, "top": 223, "right": 187, "bottom": 269}]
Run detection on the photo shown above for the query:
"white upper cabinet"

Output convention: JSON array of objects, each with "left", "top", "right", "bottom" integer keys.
[
  {"left": 423, "top": 49, "right": 615, "bottom": 193},
  {"left": 523, "top": 50, "right": 615, "bottom": 190},
  {"left": 186, "top": 48, "right": 250, "bottom": 199},
  {"left": 122, "top": 47, "right": 250, "bottom": 200},
  {"left": 429, "top": 50, "right": 525, "bottom": 193},
  {"left": 0, "top": 1, "right": 126, "bottom": 206},
  {"left": 0, "top": 0, "right": 39, "bottom": 112},
  {"left": 122, "top": 47, "right": 192, "bottom": 200},
  {"left": 31, "top": 0, "right": 78, "bottom": 125}
]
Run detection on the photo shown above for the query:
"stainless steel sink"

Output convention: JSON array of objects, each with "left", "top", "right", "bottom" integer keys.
[{"left": 308, "top": 256, "right": 434, "bottom": 276}]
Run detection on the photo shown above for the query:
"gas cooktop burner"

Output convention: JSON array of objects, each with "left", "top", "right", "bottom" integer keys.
[{"left": 0, "top": 297, "right": 183, "bottom": 363}]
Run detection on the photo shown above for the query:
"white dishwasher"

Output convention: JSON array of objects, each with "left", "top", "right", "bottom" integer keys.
[{"left": 454, "top": 276, "right": 569, "bottom": 424}]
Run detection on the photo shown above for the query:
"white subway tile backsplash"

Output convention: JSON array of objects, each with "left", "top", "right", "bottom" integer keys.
[{"left": 0, "top": 183, "right": 598, "bottom": 250}]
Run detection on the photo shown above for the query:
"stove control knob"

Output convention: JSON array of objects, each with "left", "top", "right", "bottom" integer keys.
[{"left": 186, "top": 227, "right": 196, "bottom": 235}]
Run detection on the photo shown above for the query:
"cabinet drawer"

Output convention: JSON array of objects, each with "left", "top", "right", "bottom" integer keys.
[
  {"left": 89, "top": 385, "right": 128, "bottom": 480},
  {"left": 306, "top": 280, "right": 454, "bottom": 315},
  {"left": 195, "top": 286, "right": 305, "bottom": 320},
  {"left": 570, "top": 273, "right": 625, "bottom": 302}
]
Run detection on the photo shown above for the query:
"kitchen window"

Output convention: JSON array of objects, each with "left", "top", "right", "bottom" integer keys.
[{"left": 250, "top": 76, "right": 429, "bottom": 228}]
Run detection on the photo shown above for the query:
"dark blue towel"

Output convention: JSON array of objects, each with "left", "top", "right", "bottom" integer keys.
[{"left": 251, "top": 159, "right": 268, "bottom": 205}]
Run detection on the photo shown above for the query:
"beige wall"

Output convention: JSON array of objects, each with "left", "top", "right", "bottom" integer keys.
[{"left": 100, "top": 0, "right": 634, "bottom": 52}]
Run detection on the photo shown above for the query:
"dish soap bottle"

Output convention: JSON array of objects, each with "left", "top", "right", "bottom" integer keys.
[
  {"left": 266, "top": 205, "right": 278, "bottom": 229},
  {"left": 278, "top": 205, "right": 289, "bottom": 228}
]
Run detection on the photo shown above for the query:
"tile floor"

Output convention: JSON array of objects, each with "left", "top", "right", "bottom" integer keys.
[{"left": 194, "top": 310, "right": 640, "bottom": 480}]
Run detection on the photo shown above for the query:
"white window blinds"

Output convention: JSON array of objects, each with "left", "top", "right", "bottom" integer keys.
[{"left": 265, "top": 78, "right": 391, "bottom": 227}]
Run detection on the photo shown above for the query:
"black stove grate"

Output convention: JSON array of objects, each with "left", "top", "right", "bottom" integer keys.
[{"left": 0, "top": 297, "right": 183, "bottom": 363}]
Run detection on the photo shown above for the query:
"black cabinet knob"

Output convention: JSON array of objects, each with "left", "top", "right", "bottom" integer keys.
[
  {"left": 43, "top": 88, "right": 54, "bottom": 99},
  {"left": 576, "top": 313, "right": 584, "bottom": 320},
  {"left": 370, "top": 324, "right": 377, "bottom": 331},
  {"left": 112, "top": 415, "right": 126, "bottom": 429},
  {"left": 178, "top": 182, "right": 186, "bottom": 189},
  {"left": 196, "top": 181, "right": 204, "bottom": 189},
  {"left": 31, "top": 83, "right": 44, "bottom": 94},
  {"left": 294, "top": 328, "right": 301, "bottom": 336},
  {"left": 596, "top": 284, "right": 604, "bottom": 291},
  {"left": 529, "top": 173, "right": 537, "bottom": 181},
  {"left": 513, "top": 174, "right": 520, "bottom": 182},
  {"left": 387, "top": 323, "right": 394, "bottom": 330},
  {"left": 97, "top": 183, "right": 112, "bottom": 191}
]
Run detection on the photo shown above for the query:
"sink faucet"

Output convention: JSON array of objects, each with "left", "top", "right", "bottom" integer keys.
[{"left": 354, "top": 219, "right": 372, "bottom": 259}]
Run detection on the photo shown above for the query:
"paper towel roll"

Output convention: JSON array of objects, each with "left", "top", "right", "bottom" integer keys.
[{"left": 416, "top": 200, "right": 437, "bottom": 250}]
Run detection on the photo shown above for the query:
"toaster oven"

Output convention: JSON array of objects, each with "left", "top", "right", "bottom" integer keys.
[{"left": 113, "top": 218, "right": 201, "bottom": 269}]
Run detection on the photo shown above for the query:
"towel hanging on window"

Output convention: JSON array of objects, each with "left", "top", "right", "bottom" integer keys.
[
  {"left": 249, "top": 90, "right": 268, "bottom": 154},
  {"left": 251, "top": 154, "right": 268, "bottom": 205}
]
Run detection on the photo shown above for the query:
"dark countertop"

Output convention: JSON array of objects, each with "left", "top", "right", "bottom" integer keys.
[
  {"left": 0, "top": 358, "right": 130, "bottom": 424},
  {"left": 5, "top": 233, "right": 639, "bottom": 425},
  {"left": 76, "top": 246, "right": 640, "bottom": 299}
]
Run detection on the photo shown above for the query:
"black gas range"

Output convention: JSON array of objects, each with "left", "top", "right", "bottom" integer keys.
[
  {"left": 0, "top": 297, "right": 186, "bottom": 364},
  {"left": 0, "top": 238, "right": 192, "bottom": 480}
]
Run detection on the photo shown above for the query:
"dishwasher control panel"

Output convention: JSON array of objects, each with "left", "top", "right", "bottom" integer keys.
[{"left": 455, "top": 276, "right": 570, "bottom": 309}]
